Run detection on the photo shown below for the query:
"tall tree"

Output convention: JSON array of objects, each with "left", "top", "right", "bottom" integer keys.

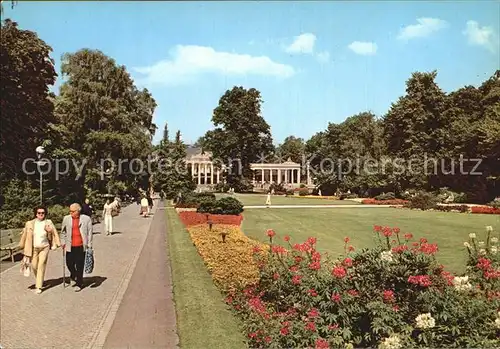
[
  {"left": 46, "top": 49, "right": 156, "bottom": 201},
  {"left": 275, "top": 136, "right": 305, "bottom": 164},
  {"left": 203, "top": 86, "right": 274, "bottom": 178},
  {"left": 0, "top": 19, "right": 57, "bottom": 182}
]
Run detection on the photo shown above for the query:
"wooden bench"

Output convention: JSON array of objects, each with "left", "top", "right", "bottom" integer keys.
[{"left": 0, "top": 238, "right": 22, "bottom": 262}]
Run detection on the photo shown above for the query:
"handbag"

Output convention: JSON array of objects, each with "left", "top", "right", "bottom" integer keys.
[
  {"left": 84, "top": 247, "right": 94, "bottom": 274},
  {"left": 20, "top": 256, "right": 31, "bottom": 277}
]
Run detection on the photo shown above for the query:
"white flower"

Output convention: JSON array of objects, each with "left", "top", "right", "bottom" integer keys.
[
  {"left": 379, "top": 335, "right": 402, "bottom": 349},
  {"left": 491, "top": 237, "right": 498, "bottom": 244},
  {"left": 486, "top": 226, "right": 493, "bottom": 233},
  {"left": 495, "top": 318, "right": 500, "bottom": 329},
  {"left": 380, "top": 250, "right": 394, "bottom": 263},
  {"left": 478, "top": 241, "right": 485, "bottom": 247},
  {"left": 463, "top": 242, "right": 471, "bottom": 248},
  {"left": 480, "top": 249, "right": 486, "bottom": 255},
  {"left": 415, "top": 313, "right": 436, "bottom": 329},
  {"left": 469, "top": 233, "right": 476, "bottom": 239},
  {"left": 453, "top": 276, "right": 472, "bottom": 291},
  {"left": 492, "top": 246, "right": 498, "bottom": 255}
]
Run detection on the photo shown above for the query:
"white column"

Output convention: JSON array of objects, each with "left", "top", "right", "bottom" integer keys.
[
  {"left": 284, "top": 169, "right": 288, "bottom": 183},
  {"left": 278, "top": 169, "right": 281, "bottom": 184},
  {"left": 252, "top": 170, "right": 256, "bottom": 184},
  {"left": 217, "top": 169, "right": 220, "bottom": 184},
  {"left": 296, "top": 168, "right": 300, "bottom": 184},
  {"left": 210, "top": 163, "right": 214, "bottom": 184},
  {"left": 197, "top": 163, "right": 201, "bottom": 185},
  {"left": 204, "top": 163, "right": 208, "bottom": 184},
  {"left": 261, "top": 169, "right": 265, "bottom": 183}
]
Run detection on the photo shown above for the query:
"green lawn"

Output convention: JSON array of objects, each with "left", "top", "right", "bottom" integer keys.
[
  {"left": 241, "top": 207, "right": 500, "bottom": 273},
  {"left": 165, "top": 208, "right": 247, "bottom": 349},
  {"left": 216, "top": 193, "right": 360, "bottom": 206}
]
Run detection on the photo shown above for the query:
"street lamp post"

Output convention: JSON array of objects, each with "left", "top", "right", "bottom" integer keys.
[{"left": 35, "top": 146, "right": 46, "bottom": 204}]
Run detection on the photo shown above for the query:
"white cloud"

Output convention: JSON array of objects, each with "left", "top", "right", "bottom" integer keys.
[
  {"left": 285, "top": 33, "right": 316, "bottom": 54},
  {"left": 133, "top": 45, "right": 295, "bottom": 86},
  {"left": 397, "top": 18, "right": 448, "bottom": 40},
  {"left": 348, "top": 41, "right": 378, "bottom": 55},
  {"left": 463, "top": 20, "right": 497, "bottom": 52},
  {"left": 316, "top": 51, "right": 330, "bottom": 63}
]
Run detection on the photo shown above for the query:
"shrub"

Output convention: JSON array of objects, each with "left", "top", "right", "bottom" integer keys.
[
  {"left": 226, "top": 227, "right": 500, "bottom": 348},
  {"left": 339, "top": 193, "right": 358, "bottom": 200},
  {"left": 214, "top": 197, "right": 244, "bottom": 215},
  {"left": 285, "top": 189, "right": 295, "bottom": 196},
  {"left": 488, "top": 200, "right": 500, "bottom": 209},
  {"left": 300, "top": 183, "right": 306, "bottom": 188},
  {"left": 298, "top": 188, "right": 309, "bottom": 196},
  {"left": 434, "top": 204, "right": 470, "bottom": 213},
  {"left": 375, "top": 192, "right": 396, "bottom": 200},
  {"left": 187, "top": 224, "right": 268, "bottom": 291},
  {"left": 214, "top": 182, "right": 231, "bottom": 193},
  {"left": 405, "top": 191, "right": 439, "bottom": 210}
]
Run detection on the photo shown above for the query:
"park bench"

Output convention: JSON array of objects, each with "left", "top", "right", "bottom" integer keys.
[{"left": 0, "top": 233, "right": 22, "bottom": 262}]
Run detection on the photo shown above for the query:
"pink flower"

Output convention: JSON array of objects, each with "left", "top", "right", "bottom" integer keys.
[
  {"left": 331, "top": 292, "right": 341, "bottom": 303},
  {"left": 383, "top": 290, "right": 394, "bottom": 302},
  {"left": 305, "top": 321, "right": 316, "bottom": 331},
  {"left": 308, "top": 308, "right": 320, "bottom": 318},
  {"left": 284, "top": 235, "right": 290, "bottom": 242},
  {"left": 267, "top": 229, "right": 276, "bottom": 238},
  {"left": 315, "top": 338, "right": 330, "bottom": 349},
  {"left": 332, "top": 266, "right": 347, "bottom": 278},
  {"left": 292, "top": 275, "right": 302, "bottom": 285},
  {"left": 342, "top": 258, "right": 353, "bottom": 267}
]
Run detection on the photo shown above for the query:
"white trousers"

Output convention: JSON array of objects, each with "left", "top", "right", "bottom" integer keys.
[{"left": 104, "top": 214, "right": 113, "bottom": 234}]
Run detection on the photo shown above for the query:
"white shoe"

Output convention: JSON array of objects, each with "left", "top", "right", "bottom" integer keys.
[{"left": 35, "top": 288, "right": 42, "bottom": 294}]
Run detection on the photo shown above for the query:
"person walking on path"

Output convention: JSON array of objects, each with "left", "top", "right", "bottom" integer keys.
[
  {"left": 60, "top": 203, "right": 93, "bottom": 292},
  {"left": 266, "top": 191, "right": 271, "bottom": 208},
  {"left": 140, "top": 196, "right": 149, "bottom": 217},
  {"left": 102, "top": 198, "right": 118, "bottom": 235},
  {"left": 18, "top": 205, "right": 61, "bottom": 294}
]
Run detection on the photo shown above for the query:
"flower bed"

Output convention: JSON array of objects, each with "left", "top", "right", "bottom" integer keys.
[
  {"left": 186, "top": 224, "right": 268, "bottom": 291},
  {"left": 292, "top": 195, "right": 339, "bottom": 200},
  {"left": 178, "top": 211, "right": 244, "bottom": 227},
  {"left": 362, "top": 199, "right": 408, "bottom": 205},
  {"left": 434, "top": 204, "right": 470, "bottom": 213},
  {"left": 224, "top": 226, "right": 500, "bottom": 348},
  {"left": 471, "top": 206, "right": 500, "bottom": 215}
]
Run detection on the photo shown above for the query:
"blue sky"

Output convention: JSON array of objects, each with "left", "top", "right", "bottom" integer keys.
[{"left": 4, "top": 1, "right": 499, "bottom": 145}]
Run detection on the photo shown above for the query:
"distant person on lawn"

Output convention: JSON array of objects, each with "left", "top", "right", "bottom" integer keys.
[
  {"left": 140, "top": 196, "right": 149, "bottom": 217},
  {"left": 60, "top": 203, "right": 93, "bottom": 292},
  {"left": 19, "top": 205, "right": 61, "bottom": 294}
]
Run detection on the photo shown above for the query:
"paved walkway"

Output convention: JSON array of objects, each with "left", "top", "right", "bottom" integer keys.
[{"left": 0, "top": 201, "right": 176, "bottom": 349}]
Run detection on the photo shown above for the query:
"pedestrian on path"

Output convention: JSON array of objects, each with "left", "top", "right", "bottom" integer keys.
[
  {"left": 140, "top": 196, "right": 149, "bottom": 217},
  {"left": 102, "top": 199, "right": 115, "bottom": 235},
  {"left": 18, "top": 205, "right": 61, "bottom": 294},
  {"left": 266, "top": 191, "right": 271, "bottom": 208},
  {"left": 60, "top": 203, "right": 93, "bottom": 292}
]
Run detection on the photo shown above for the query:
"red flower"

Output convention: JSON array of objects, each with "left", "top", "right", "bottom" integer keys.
[
  {"left": 280, "top": 327, "right": 289, "bottom": 336},
  {"left": 307, "top": 237, "right": 317, "bottom": 245},
  {"left": 342, "top": 258, "right": 353, "bottom": 267},
  {"left": 295, "top": 256, "right": 304, "bottom": 264},
  {"left": 419, "top": 243, "right": 438, "bottom": 255},
  {"left": 382, "top": 226, "right": 393, "bottom": 237},
  {"left": 477, "top": 257, "right": 492, "bottom": 270},
  {"left": 271, "top": 245, "right": 287, "bottom": 254},
  {"left": 273, "top": 273, "right": 280, "bottom": 280},
  {"left": 315, "top": 338, "right": 330, "bottom": 349},
  {"left": 264, "top": 336, "right": 272, "bottom": 343},
  {"left": 348, "top": 245, "right": 355, "bottom": 252},
  {"left": 305, "top": 321, "right": 316, "bottom": 331},
  {"left": 373, "top": 225, "right": 382, "bottom": 232},
  {"left": 284, "top": 235, "right": 290, "bottom": 242},
  {"left": 267, "top": 229, "right": 276, "bottom": 238},
  {"left": 393, "top": 305, "right": 399, "bottom": 312},
  {"left": 290, "top": 265, "right": 299, "bottom": 273},
  {"left": 408, "top": 275, "right": 432, "bottom": 287},
  {"left": 311, "top": 251, "right": 321, "bottom": 262},
  {"left": 347, "top": 289, "right": 358, "bottom": 297},
  {"left": 393, "top": 227, "right": 400, "bottom": 234},
  {"left": 308, "top": 308, "right": 320, "bottom": 318},
  {"left": 308, "top": 289, "right": 318, "bottom": 297},
  {"left": 420, "top": 238, "right": 428, "bottom": 244},
  {"left": 404, "top": 233, "right": 413, "bottom": 240},
  {"left": 292, "top": 275, "right": 302, "bottom": 285},
  {"left": 328, "top": 324, "right": 339, "bottom": 330},
  {"left": 392, "top": 245, "right": 408, "bottom": 253},
  {"left": 332, "top": 266, "right": 347, "bottom": 278},
  {"left": 309, "top": 261, "right": 321, "bottom": 270},
  {"left": 331, "top": 292, "right": 341, "bottom": 303},
  {"left": 252, "top": 246, "right": 261, "bottom": 254},
  {"left": 383, "top": 290, "right": 394, "bottom": 302},
  {"left": 344, "top": 236, "right": 350, "bottom": 243}
]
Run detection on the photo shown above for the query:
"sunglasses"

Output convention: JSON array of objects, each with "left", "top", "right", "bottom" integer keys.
[{"left": 36, "top": 211, "right": 46, "bottom": 215}]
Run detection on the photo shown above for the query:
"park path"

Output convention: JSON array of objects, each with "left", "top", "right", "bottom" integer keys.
[
  {"left": 243, "top": 204, "right": 402, "bottom": 208},
  {"left": 0, "top": 200, "right": 175, "bottom": 349}
]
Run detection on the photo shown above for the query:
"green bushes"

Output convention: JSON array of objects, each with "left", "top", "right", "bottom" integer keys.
[
  {"left": 197, "top": 196, "right": 244, "bottom": 215},
  {"left": 298, "top": 188, "right": 309, "bottom": 196},
  {"left": 405, "top": 191, "right": 439, "bottom": 210},
  {"left": 375, "top": 192, "right": 396, "bottom": 201}
]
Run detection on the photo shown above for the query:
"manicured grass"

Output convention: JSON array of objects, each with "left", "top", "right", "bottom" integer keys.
[
  {"left": 216, "top": 193, "right": 360, "bottom": 206},
  {"left": 165, "top": 208, "right": 247, "bottom": 349},
  {"left": 241, "top": 207, "right": 500, "bottom": 274}
]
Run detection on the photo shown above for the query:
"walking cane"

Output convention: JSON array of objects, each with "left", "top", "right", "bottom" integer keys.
[{"left": 62, "top": 247, "right": 66, "bottom": 288}]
